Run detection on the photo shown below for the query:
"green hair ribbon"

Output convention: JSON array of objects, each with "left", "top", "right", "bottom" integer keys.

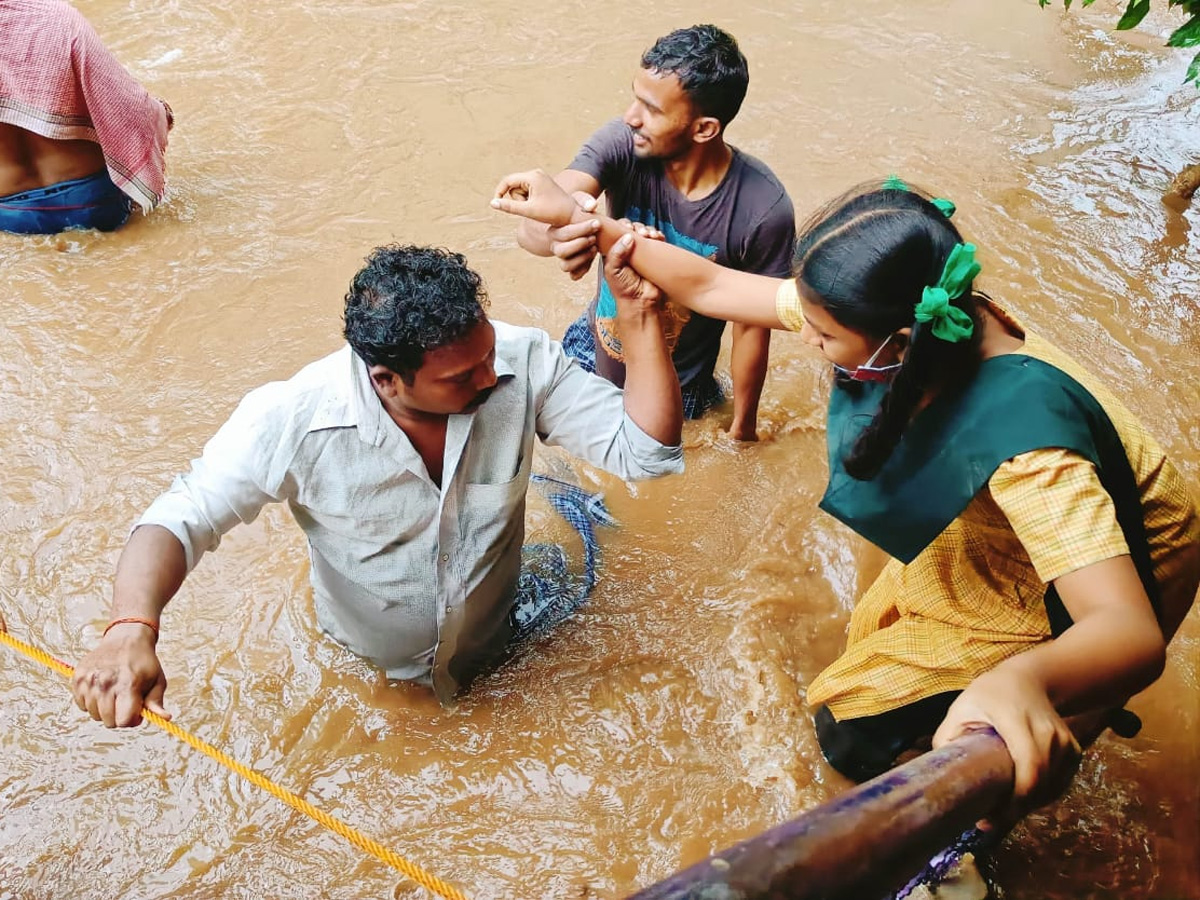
[
  {"left": 882, "top": 175, "right": 956, "bottom": 219},
  {"left": 913, "top": 243, "right": 980, "bottom": 343},
  {"left": 930, "top": 197, "right": 957, "bottom": 218}
]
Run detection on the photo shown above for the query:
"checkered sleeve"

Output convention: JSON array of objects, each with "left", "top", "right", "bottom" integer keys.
[{"left": 988, "top": 448, "right": 1130, "bottom": 584}]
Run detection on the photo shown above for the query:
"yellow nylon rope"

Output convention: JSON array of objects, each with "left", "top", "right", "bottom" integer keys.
[{"left": 0, "top": 625, "right": 468, "bottom": 900}]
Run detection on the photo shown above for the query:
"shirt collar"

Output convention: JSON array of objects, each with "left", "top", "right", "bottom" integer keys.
[
  {"left": 301, "top": 346, "right": 362, "bottom": 434},
  {"left": 494, "top": 351, "right": 516, "bottom": 381},
  {"left": 348, "top": 347, "right": 387, "bottom": 446}
]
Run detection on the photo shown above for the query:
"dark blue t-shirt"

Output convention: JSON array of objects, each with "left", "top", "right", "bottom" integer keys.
[{"left": 570, "top": 119, "right": 796, "bottom": 386}]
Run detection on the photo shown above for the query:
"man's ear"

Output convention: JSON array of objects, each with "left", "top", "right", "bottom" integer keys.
[
  {"left": 691, "top": 116, "right": 722, "bottom": 145},
  {"left": 368, "top": 365, "right": 399, "bottom": 397}
]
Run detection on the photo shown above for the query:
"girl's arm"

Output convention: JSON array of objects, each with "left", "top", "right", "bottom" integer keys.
[
  {"left": 933, "top": 553, "right": 1165, "bottom": 802},
  {"left": 1008, "top": 555, "right": 1164, "bottom": 712},
  {"left": 493, "top": 169, "right": 788, "bottom": 329}
]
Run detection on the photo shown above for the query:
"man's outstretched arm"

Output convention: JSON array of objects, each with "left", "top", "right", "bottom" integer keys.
[
  {"left": 493, "top": 170, "right": 785, "bottom": 328},
  {"left": 532, "top": 232, "right": 683, "bottom": 479},
  {"left": 70, "top": 390, "right": 287, "bottom": 727},
  {"left": 70, "top": 525, "right": 185, "bottom": 727},
  {"left": 607, "top": 233, "right": 682, "bottom": 447}
]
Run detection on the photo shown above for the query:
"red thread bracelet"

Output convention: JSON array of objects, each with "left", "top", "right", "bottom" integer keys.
[{"left": 103, "top": 616, "right": 160, "bottom": 639}]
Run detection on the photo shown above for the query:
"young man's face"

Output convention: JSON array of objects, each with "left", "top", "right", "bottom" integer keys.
[
  {"left": 374, "top": 319, "right": 499, "bottom": 417},
  {"left": 622, "top": 68, "right": 696, "bottom": 161}
]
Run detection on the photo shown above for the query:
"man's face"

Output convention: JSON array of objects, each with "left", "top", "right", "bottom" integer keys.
[
  {"left": 378, "top": 320, "right": 499, "bottom": 417},
  {"left": 622, "top": 67, "right": 696, "bottom": 160}
]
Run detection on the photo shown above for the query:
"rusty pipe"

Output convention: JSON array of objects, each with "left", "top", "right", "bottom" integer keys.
[{"left": 624, "top": 728, "right": 1013, "bottom": 900}]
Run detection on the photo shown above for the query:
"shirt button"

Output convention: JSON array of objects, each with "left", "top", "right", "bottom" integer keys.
[
  {"left": 444, "top": 604, "right": 451, "bottom": 613},
  {"left": 441, "top": 553, "right": 449, "bottom": 562}
]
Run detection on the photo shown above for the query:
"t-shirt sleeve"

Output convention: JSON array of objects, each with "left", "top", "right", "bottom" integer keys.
[
  {"left": 775, "top": 278, "right": 805, "bottom": 332},
  {"left": 988, "top": 448, "right": 1130, "bottom": 584},
  {"left": 568, "top": 119, "right": 634, "bottom": 188},
  {"left": 741, "top": 191, "right": 796, "bottom": 279}
]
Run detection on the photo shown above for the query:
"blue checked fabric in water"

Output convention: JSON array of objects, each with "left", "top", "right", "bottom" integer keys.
[
  {"left": 508, "top": 474, "right": 618, "bottom": 642},
  {"left": 560, "top": 310, "right": 725, "bottom": 419},
  {"left": 561, "top": 313, "right": 598, "bottom": 374},
  {"left": 681, "top": 372, "right": 725, "bottom": 420}
]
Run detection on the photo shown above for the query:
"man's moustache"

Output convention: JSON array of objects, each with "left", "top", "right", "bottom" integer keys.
[{"left": 466, "top": 386, "right": 495, "bottom": 409}]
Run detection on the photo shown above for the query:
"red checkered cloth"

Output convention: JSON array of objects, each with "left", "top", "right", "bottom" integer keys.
[{"left": 0, "top": 0, "right": 171, "bottom": 211}]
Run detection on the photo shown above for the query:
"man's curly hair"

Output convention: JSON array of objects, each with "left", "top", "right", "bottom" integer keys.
[{"left": 343, "top": 244, "right": 489, "bottom": 383}]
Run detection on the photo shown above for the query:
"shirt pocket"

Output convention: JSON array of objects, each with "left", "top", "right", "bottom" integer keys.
[{"left": 459, "top": 464, "right": 530, "bottom": 549}]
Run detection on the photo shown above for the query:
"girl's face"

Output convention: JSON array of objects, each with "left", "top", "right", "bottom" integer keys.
[{"left": 797, "top": 287, "right": 906, "bottom": 373}]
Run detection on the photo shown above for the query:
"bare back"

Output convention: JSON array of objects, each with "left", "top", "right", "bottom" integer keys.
[{"left": 0, "top": 123, "right": 106, "bottom": 197}]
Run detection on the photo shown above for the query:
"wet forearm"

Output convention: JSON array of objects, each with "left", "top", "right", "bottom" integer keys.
[
  {"left": 111, "top": 525, "right": 189, "bottom": 624},
  {"left": 619, "top": 308, "right": 683, "bottom": 446},
  {"left": 730, "top": 325, "right": 770, "bottom": 437},
  {"left": 571, "top": 206, "right": 785, "bottom": 328},
  {"left": 516, "top": 218, "right": 555, "bottom": 257},
  {"left": 580, "top": 208, "right": 719, "bottom": 307}
]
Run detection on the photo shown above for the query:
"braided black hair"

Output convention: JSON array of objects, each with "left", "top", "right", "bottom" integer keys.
[{"left": 792, "top": 181, "right": 985, "bottom": 480}]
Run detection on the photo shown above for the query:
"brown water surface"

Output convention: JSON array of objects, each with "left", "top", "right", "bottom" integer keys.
[{"left": 2, "top": 1, "right": 1198, "bottom": 898}]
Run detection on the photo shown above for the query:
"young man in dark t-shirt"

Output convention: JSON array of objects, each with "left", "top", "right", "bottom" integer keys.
[{"left": 515, "top": 24, "right": 795, "bottom": 440}]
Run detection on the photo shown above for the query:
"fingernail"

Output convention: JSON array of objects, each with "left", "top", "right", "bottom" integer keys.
[{"left": 489, "top": 199, "right": 500, "bottom": 208}]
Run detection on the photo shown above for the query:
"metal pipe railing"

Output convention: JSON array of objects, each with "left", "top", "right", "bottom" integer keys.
[
  {"left": 625, "top": 728, "right": 1013, "bottom": 900},
  {"left": 626, "top": 709, "right": 1127, "bottom": 900}
]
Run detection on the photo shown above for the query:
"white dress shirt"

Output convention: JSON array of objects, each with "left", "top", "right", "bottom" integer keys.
[{"left": 137, "top": 321, "right": 683, "bottom": 702}]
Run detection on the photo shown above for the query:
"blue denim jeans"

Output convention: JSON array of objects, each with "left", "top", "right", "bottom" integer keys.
[{"left": 0, "top": 170, "right": 132, "bottom": 234}]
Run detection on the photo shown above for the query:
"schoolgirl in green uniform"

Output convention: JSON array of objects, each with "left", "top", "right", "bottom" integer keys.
[{"left": 492, "top": 171, "right": 1200, "bottom": 801}]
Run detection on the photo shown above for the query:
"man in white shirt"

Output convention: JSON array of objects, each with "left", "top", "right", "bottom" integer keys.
[{"left": 71, "top": 238, "right": 682, "bottom": 726}]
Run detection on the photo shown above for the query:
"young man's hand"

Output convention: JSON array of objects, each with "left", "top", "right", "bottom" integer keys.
[
  {"left": 617, "top": 218, "right": 665, "bottom": 242},
  {"left": 547, "top": 196, "right": 602, "bottom": 280}
]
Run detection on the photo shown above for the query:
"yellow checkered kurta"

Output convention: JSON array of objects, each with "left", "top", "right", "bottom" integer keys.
[{"left": 776, "top": 280, "right": 1200, "bottom": 720}]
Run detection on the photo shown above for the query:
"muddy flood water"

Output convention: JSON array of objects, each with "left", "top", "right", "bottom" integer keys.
[{"left": 2, "top": 1, "right": 1198, "bottom": 898}]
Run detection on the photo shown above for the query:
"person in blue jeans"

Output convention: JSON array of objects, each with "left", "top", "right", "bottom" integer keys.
[
  {"left": 0, "top": 0, "right": 173, "bottom": 234},
  {"left": 0, "top": 144, "right": 132, "bottom": 234}
]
